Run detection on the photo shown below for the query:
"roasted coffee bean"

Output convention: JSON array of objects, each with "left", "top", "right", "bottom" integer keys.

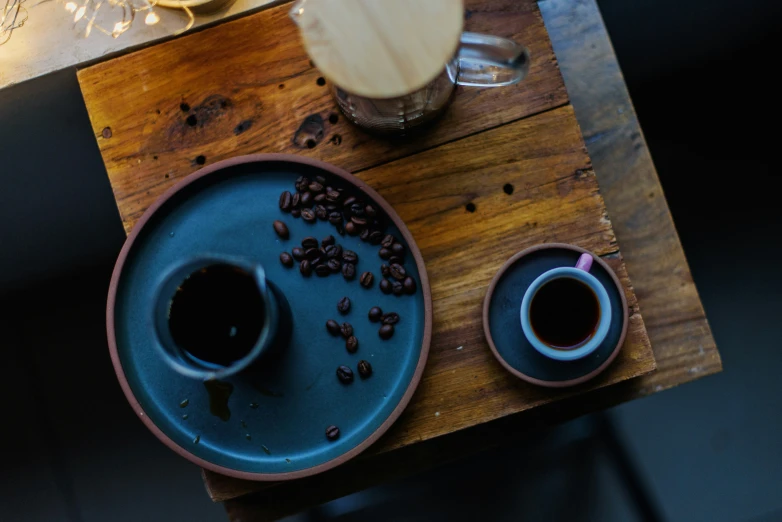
[
  {"left": 351, "top": 215, "right": 368, "bottom": 226},
  {"left": 326, "top": 425, "right": 340, "bottom": 440},
  {"left": 315, "top": 205, "right": 328, "bottom": 220},
  {"left": 292, "top": 247, "right": 305, "bottom": 261},
  {"left": 381, "top": 234, "right": 395, "bottom": 248},
  {"left": 327, "top": 258, "right": 342, "bottom": 272},
  {"left": 326, "top": 319, "right": 341, "bottom": 336},
  {"left": 322, "top": 235, "right": 335, "bottom": 247},
  {"left": 365, "top": 205, "right": 377, "bottom": 218},
  {"left": 337, "top": 296, "right": 351, "bottom": 314},
  {"left": 302, "top": 237, "right": 318, "bottom": 249},
  {"left": 328, "top": 211, "right": 343, "bottom": 224},
  {"left": 368, "top": 307, "right": 383, "bottom": 322},
  {"left": 369, "top": 231, "right": 383, "bottom": 244},
  {"left": 340, "top": 322, "right": 353, "bottom": 338},
  {"left": 379, "top": 248, "right": 392, "bottom": 260},
  {"left": 379, "top": 324, "right": 394, "bottom": 340},
  {"left": 291, "top": 208, "right": 301, "bottom": 218},
  {"left": 326, "top": 244, "right": 343, "bottom": 259},
  {"left": 291, "top": 192, "right": 301, "bottom": 208},
  {"left": 308, "top": 182, "right": 324, "bottom": 193},
  {"left": 300, "top": 259, "right": 312, "bottom": 276},
  {"left": 305, "top": 248, "right": 320, "bottom": 260},
  {"left": 380, "top": 278, "right": 392, "bottom": 294},
  {"left": 279, "top": 191, "right": 293, "bottom": 211},
  {"left": 273, "top": 220, "right": 289, "bottom": 239},
  {"left": 325, "top": 190, "right": 341, "bottom": 202},
  {"left": 403, "top": 276, "right": 417, "bottom": 294},
  {"left": 357, "top": 360, "right": 372, "bottom": 377},
  {"left": 315, "top": 264, "right": 331, "bottom": 277},
  {"left": 295, "top": 176, "right": 310, "bottom": 192},
  {"left": 342, "top": 250, "right": 358, "bottom": 263},
  {"left": 342, "top": 262, "right": 356, "bottom": 280},
  {"left": 326, "top": 203, "right": 338, "bottom": 211},
  {"left": 350, "top": 203, "right": 365, "bottom": 217},
  {"left": 389, "top": 263, "right": 406, "bottom": 280},
  {"left": 346, "top": 336, "right": 359, "bottom": 353},
  {"left": 382, "top": 312, "right": 400, "bottom": 325},
  {"left": 315, "top": 175, "right": 326, "bottom": 185},
  {"left": 391, "top": 243, "right": 405, "bottom": 257},
  {"left": 300, "top": 191, "right": 313, "bottom": 207},
  {"left": 388, "top": 256, "right": 404, "bottom": 265},
  {"left": 336, "top": 365, "right": 354, "bottom": 384},
  {"left": 380, "top": 264, "right": 390, "bottom": 277},
  {"left": 301, "top": 208, "right": 316, "bottom": 222},
  {"left": 280, "top": 252, "right": 294, "bottom": 267},
  {"left": 314, "top": 193, "right": 327, "bottom": 203},
  {"left": 359, "top": 228, "right": 370, "bottom": 241},
  {"left": 360, "top": 272, "right": 374, "bottom": 288},
  {"left": 345, "top": 221, "right": 358, "bottom": 236},
  {"left": 343, "top": 196, "right": 357, "bottom": 208},
  {"left": 392, "top": 280, "right": 404, "bottom": 295}
]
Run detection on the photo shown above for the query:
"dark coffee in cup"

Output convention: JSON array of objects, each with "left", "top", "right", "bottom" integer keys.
[
  {"left": 529, "top": 277, "right": 600, "bottom": 349},
  {"left": 168, "top": 264, "right": 265, "bottom": 366}
]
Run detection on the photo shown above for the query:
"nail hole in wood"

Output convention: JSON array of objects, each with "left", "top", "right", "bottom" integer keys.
[
  {"left": 503, "top": 183, "right": 514, "bottom": 195},
  {"left": 316, "top": 77, "right": 326, "bottom": 86},
  {"left": 278, "top": 84, "right": 285, "bottom": 89},
  {"left": 195, "top": 155, "right": 206, "bottom": 165},
  {"left": 186, "top": 115, "right": 197, "bottom": 126},
  {"left": 306, "top": 139, "right": 317, "bottom": 149},
  {"left": 329, "top": 113, "right": 339, "bottom": 124},
  {"left": 165, "top": 173, "right": 169, "bottom": 178},
  {"left": 180, "top": 103, "right": 190, "bottom": 112},
  {"left": 466, "top": 203, "right": 476, "bottom": 213}
]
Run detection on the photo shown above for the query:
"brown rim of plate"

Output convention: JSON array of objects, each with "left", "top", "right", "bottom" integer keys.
[
  {"left": 106, "top": 154, "right": 433, "bottom": 481},
  {"left": 482, "top": 243, "right": 628, "bottom": 388}
]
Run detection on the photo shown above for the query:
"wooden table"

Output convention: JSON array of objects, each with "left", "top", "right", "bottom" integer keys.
[{"left": 77, "top": 0, "right": 720, "bottom": 519}]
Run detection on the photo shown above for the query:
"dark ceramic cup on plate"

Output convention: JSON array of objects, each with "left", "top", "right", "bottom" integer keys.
[{"left": 151, "top": 254, "right": 291, "bottom": 380}]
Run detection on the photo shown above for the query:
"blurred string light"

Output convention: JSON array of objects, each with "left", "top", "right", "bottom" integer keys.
[
  {"left": 63, "top": 0, "right": 193, "bottom": 38},
  {"left": 1, "top": 0, "right": 28, "bottom": 45}
]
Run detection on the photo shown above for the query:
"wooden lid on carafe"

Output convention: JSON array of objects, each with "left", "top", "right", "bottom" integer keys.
[{"left": 293, "top": 0, "right": 464, "bottom": 98}]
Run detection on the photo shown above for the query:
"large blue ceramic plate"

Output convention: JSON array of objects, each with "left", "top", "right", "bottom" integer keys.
[{"left": 107, "top": 155, "right": 431, "bottom": 481}]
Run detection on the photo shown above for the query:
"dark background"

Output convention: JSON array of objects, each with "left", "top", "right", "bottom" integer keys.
[{"left": 1, "top": 0, "right": 780, "bottom": 520}]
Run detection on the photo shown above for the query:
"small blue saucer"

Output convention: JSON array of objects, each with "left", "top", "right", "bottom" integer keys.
[{"left": 482, "top": 243, "right": 628, "bottom": 387}]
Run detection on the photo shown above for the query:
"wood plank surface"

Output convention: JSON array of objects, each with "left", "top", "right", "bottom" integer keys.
[
  {"left": 77, "top": 0, "right": 568, "bottom": 235},
  {"left": 221, "top": 0, "right": 722, "bottom": 518}
]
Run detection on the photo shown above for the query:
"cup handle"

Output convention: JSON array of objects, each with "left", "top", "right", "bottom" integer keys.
[
  {"left": 575, "top": 253, "right": 593, "bottom": 272},
  {"left": 455, "top": 32, "right": 530, "bottom": 87}
]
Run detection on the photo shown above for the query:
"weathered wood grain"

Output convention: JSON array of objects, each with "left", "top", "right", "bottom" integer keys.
[{"left": 77, "top": 0, "right": 568, "bottom": 234}]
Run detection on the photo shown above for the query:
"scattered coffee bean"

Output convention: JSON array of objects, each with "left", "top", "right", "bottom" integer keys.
[
  {"left": 291, "top": 208, "right": 301, "bottom": 218},
  {"left": 388, "top": 256, "right": 404, "bottom": 266},
  {"left": 342, "top": 262, "right": 356, "bottom": 280},
  {"left": 357, "top": 360, "right": 372, "bottom": 377},
  {"left": 369, "top": 231, "right": 383, "bottom": 244},
  {"left": 280, "top": 252, "right": 294, "bottom": 267},
  {"left": 381, "top": 234, "right": 395, "bottom": 248},
  {"left": 345, "top": 221, "right": 358, "bottom": 235},
  {"left": 305, "top": 248, "right": 320, "bottom": 260},
  {"left": 328, "top": 211, "right": 343, "bottom": 224},
  {"left": 326, "top": 425, "right": 340, "bottom": 440},
  {"left": 300, "top": 259, "right": 312, "bottom": 276},
  {"left": 315, "top": 175, "right": 326, "bottom": 185},
  {"left": 300, "top": 191, "right": 313, "bottom": 207},
  {"left": 291, "top": 192, "right": 301, "bottom": 208},
  {"left": 279, "top": 191, "right": 293, "bottom": 211},
  {"left": 340, "top": 322, "right": 353, "bottom": 338},
  {"left": 391, "top": 243, "right": 405, "bottom": 257},
  {"left": 343, "top": 196, "right": 357, "bottom": 208},
  {"left": 302, "top": 237, "right": 318, "bottom": 249},
  {"left": 292, "top": 247, "right": 305, "bottom": 261},
  {"left": 295, "top": 176, "right": 309, "bottom": 192},
  {"left": 301, "top": 208, "right": 316, "bottom": 222},
  {"left": 314, "top": 193, "right": 327, "bottom": 203},
  {"left": 368, "top": 307, "right": 383, "bottom": 322},
  {"left": 379, "top": 324, "right": 394, "bottom": 339},
  {"left": 403, "top": 276, "right": 417, "bottom": 294},
  {"left": 273, "top": 220, "right": 289, "bottom": 239},
  {"left": 315, "top": 205, "right": 328, "bottom": 220},
  {"left": 337, "top": 365, "right": 354, "bottom": 383},
  {"left": 380, "top": 264, "right": 390, "bottom": 277},
  {"left": 360, "top": 272, "right": 374, "bottom": 288},
  {"left": 379, "top": 248, "right": 392, "bottom": 260},
  {"left": 337, "top": 296, "right": 351, "bottom": 314},
  {"left": 322, "top": 235, "right": 335, "bottom": 247},
  {"left": 326, "top": 319, "right": 341, "bottom": 336},
  {"left": 350, "top": 203, "right": 364, "bottom": 216},
  {"left": 309, "top": 182, "right": 324, "bottom": 193},
  {"left": 380, "top": 278, "right": 392, "bottom": 294},
  {"left": 351, "top": 215, "right": 367, "bottom": 226},
  {"left": 365, "top": 205, "right": 377, "bottom": 218},
  {"left": 346, "top": 336, "right": 359, "bottom": 353},
  {"left": 326, "top": 190, "right": 341, "bottom": 202},
  {"left": 359, "top": 228, "right": 370, "bottom": 241},
  {"left": 326, "top": 244, "right": 342, "bottom": 259},
  {"left": 389, "top": 263, "right": 406, "bottom": 281},
  {"left": 382, "top": 312, "right": 400, "bottom": 325},
  {"left": 392, "top": 280, "right": 404, "bottom": 295},
  {"left": 328, "top": 258, "right": 342, "bottom": 272},
  {"left": 342, "top": 250, "right": 358, "bottom": 263},
  {"left": 315, "top": 264, "right": 331, "bottom": 277}
]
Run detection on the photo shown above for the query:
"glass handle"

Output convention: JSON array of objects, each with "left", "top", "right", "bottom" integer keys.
[{"left": 455, "top": 32, "right": 530, "bottom": 87}]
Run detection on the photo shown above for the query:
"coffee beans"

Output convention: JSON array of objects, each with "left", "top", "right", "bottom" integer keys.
[
  {"left": 369, "top": 231, "right": 383, "bottom": 244},
  {"left": 279, "top": 191, "right": 292, "bottom": 212},
  {"left": 342, "top": 262, "right": 356, "bottom": 280},
  {"left": 380, "top": 278, "right": 392, "bottom": 294},
  {"left": 300, "top": 191, "right": 313, "bottom": 207},
  {"left": 322, "top": 235, "right": 335, "bottom": 247},
  {"left": 379, "top": 248, "right": 392, "bottom": 260},
  {"left": 379, "top": 324, "right": 394, "bottom": 340},
  {"left": 342, "top": 250, "right": 358, "bottom": 264},
  {"left": 301, "top": 208, "right": 315, "bottom": 222},
  {"left": 309, "top": 181, "right": 324, "bottom": 193},
  {"left": 382, "top": 312, "right": 400, "bottom": 325},
  {"left": 336, "top": 365, "right": 354, "bottom": 384},
  {"left": 328, "top": 211, "right": 343, "bottom": 225},
  {"left": 291, "top": 192, "right": 300, "bottom": 208},
  {"left": 326, "top": 425, "right": 340, "bottom": 440},
  {"left": 340, "top": 322, "right": 353, "bottom": 339},
  {"left": 328, "top": 258, "right": 342, "bottom": 272},
  {"left": 392, "top": 280, "right": 404, "bottom": 295},
  {"left": 315, "top": 205, "right": 328, "bottom": 220},
  {"left": 291, "top": 208, "right": 301, "bottom": 218},
  {"left": 389, "top": 263, "right": 406, "bottom": 281},
  {"left": 391, "top": 243, "right": 405, "bottom": 257},
  {"left": 315, "top": 264, "right": 330, "bottom": 277},
  {"left": 368, "top": 306, "right": 383, "bottom": 322},
  {"left": 292, "top": 247, "right": 305, "bottom": 261},
  {"left": 360, "top": 272, "right": 374, "bottom": 288},
  {"left": 301, "top": 237, "right": 318, "bottom": 249},
  {"left": 357, "top": 360, "right": 372, "bottom": 378},
  {"left": 403, "top": 276, "right": 417, "bottom": 294},
  {"left": 381, "top": 234, "right": 394, "bottom": 248},
  {"left": 346, "top": 336, "right": 358, "bottom": 353},
  {"left": 337, "top": 297, "right": 351, "bottom": 314},
  {"left": 380, "top": 264, "right": 390, "bottom": 277},
  {"left": 326, "top": 319, "right": 340, "bottom": 336},
  {"left": 300, "top": 259, "right": 312, "bottom": 276},
  {"left": 273, "top": 220, "right": 289, "bottom": 239},
  {"left": 280, "top": 252, "right": 293, "bottom": 267}
]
